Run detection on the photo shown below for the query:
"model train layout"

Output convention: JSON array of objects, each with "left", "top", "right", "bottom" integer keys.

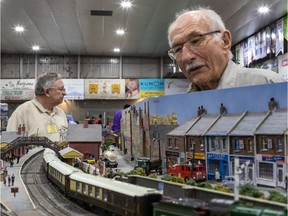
[{"left": 42, "top": 148, "right": 287, "bottom": 216}]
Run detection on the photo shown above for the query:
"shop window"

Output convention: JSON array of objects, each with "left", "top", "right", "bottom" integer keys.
[
  {"left": 259, "top": 162, "right": 273, "bottom": 179},
  {"left": 208, "top": 160, "right": 220, "bottom": 173},
  {"left": 277, "top": 138, "right": 283, "bottom": 152}
]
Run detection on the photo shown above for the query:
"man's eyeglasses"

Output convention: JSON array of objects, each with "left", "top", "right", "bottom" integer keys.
[
  {"left": 168, "top": 30, "right": 221, "bottom": 60},
  {"left": 49, "top": 87, "right": 66, "bottom": 92}
]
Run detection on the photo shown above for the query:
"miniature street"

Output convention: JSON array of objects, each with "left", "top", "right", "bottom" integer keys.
[{"left": 111, "top": 147, "right": 287, "bottom": 199}]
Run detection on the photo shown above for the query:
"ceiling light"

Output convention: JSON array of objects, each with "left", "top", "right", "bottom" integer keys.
[
  {"left": 258, "top": 6, "right": 269, "bottom": 13},
  {"left": 14, "top": 25, "right": 25, "bottom": 33},
  {"left": 32, "top": 45, "right": 40, "bottom": 51},
  {"left": 116, "top": 28, "right": 125, "bottom": 36},
  {"left": 113, "top": 48, "right": 120, "bottom": 53},
  {"left": 121, "top": 1, "right": 132, "bottom": 9}
]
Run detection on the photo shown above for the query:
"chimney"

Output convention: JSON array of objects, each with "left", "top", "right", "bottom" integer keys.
[
  {"left": 200, "top": 105, "right": 206, "bottom": 116},
  {"left": 268, "top": 97, "right": 277, "bottom": 111},
  {"left": 197, "top": 107, "right": 201, "bottom": 117},
  {"left": 220, "top": 103, "right": 226, "bottom": 114},
  {"left": 17, "top": 124, "right": 22, "bottom": 135},
  {"left": 21, "top": 124, "right": 26, "bottom": 134},
  {"left": 84, "top": 119, "right": 89, "bottom": 128}
]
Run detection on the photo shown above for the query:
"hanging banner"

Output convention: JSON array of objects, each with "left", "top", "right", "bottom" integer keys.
[
  {"left": 0, "top": 79, "right": 35, "bottom": 100},
  {"left": 85, "top": 79, "right": 126, "bottom": 99},
  {"left": 63, "top": 79, "right": 84, "bottom": 100},
  {"left": 139, "top": 79, "right": 164, "bottom": 98}
]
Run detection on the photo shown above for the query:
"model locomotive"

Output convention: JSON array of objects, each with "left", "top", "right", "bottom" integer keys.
[{"left": 42, "top": 149, "right": 287, "bottom": 216}]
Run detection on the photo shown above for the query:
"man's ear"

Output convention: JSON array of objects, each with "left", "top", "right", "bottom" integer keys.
[
  {"left": 45, "top": 89, "right": 51, "bottom": 97},
  {"left": 222, "top": 30, "right": 232, "bottom": 53}
]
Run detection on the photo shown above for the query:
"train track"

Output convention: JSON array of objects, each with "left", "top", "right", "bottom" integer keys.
[{"left": 21, "top": 151, "right": 96, "bottom": 216}]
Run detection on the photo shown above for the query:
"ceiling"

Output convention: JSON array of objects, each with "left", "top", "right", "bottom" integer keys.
[{"left": 1, "top": 0, "right": 287, "bottom": 57}]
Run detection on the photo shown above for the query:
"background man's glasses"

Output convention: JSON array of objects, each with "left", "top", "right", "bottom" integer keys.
[{"left": 49, "top": 87, "right": 66, "bottom": 92}]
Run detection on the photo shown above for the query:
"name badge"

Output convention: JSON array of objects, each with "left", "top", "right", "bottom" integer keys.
[{"left": 47, "top": 124, "right": 58, "bottom": 134}]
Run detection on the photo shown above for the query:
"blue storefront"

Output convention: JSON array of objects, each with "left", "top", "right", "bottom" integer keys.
[{"left": 206, "top": 153, "right": 228, "bottom": 181}]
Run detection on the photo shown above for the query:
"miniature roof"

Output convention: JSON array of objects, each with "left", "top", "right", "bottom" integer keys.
[
  {"left": 59, "top": 146, "right": 84, "bottom": 159},
  {"left": 166, "top": 116, "right": 200, "bottom": 136},
  {"left": 205, "top": 112, "right": 245, "bottom": 136},
  {"left": 229, "top": 111, "right": 269, "bottom": 136},
  {"left": 67, "top": 124, "right": 102, "bottom": 142},
  {"left": 186, "top": 114, "right": 220, "bottom": 136},
  {"left": 254, "top": 109, "right": 288, "bottom": 135}
]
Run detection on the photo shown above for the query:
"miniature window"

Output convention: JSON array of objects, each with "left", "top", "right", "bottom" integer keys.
[
  {"left": 190, "top": 139, "right": 195, "bottom": 150},
  {"left": 222, "top": 138, "right": 226, "bottom": 150},
  {"left": 168, "top": 138, "right": 172, "bottom": 149},
  {"left": 88, "top": 185, "right": 93, "bottom": 196},
  {"left": 103, "top": 191, "right": 108, "bottom": 202},
  {"left": 248, "top": 140, "right": 253, "bottom": 152},
  {"left": 210, "top": 138, "right": 215, "bottom": 150},
  {"left": 239, "top": 140, "right": 244, "bottom": 149},
  {"left": 95, "top": 188, "right": 100, "bottom": 199},
  {"left": 82, "top": 183, "right": 86, "bottom": 194},
  {"left": 214, "top": 139, "right": 219, "bottom": 149},
  {"left": 234, "top": 139, "right": 240, "bottom": 151},
  {"left": 267, "top": 139, "right": 273, "bottom": 149},
  {"left": 174, "top": 138, "right": 178, "bottom": 149},
  {"left": 261, "top": 138, "right": 268, "bottom": 151},
  {"left": 76, "top": 182, "right": 80, "bottom": 192},
  {"left": 277, "top": 138, "right": 283, "bottom": 152}
]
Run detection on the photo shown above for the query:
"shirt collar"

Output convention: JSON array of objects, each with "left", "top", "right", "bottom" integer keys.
[
  {"left": 187, "top": 60, "right": 238, "bottom": 92},
  {"left": 32, "top": 98, "right": 58, "bottom": 115}
]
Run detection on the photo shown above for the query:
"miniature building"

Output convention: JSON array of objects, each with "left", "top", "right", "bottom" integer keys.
[
  {"left": 166, "top": 116, "right": 199, "bottom": 166},
  {"left": 66, "top": 124, "right": 102, "bottom": 160},
  {"left": 254, "top": 108, "right": 287, "bottom": 188}
]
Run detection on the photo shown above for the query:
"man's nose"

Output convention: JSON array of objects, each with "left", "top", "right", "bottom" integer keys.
[{"left": 181, "top": 45, "right": 197, "bottom": 61}]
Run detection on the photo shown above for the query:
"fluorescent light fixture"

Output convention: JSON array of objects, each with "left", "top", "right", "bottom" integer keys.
[
  {"left": 258, "top": 6, "right": 269, "bottom": 13},
  {"left": 116, "top": 28, "right": 125, "bottom": 36},
  {"left": 121, "top": 1, "right": 132, "bottom": 9},
  {"left": 14, "top": 25, "right": 25, "bottom": 33},
  {"left": 113, "top": 48, "right": 120, "bottom": 53},
  {"left": 32, "top": 45, "right": 40, "bottom": 51}
]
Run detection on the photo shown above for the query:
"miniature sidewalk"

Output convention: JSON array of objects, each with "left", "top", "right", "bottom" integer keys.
[{"left": 0, "top": 147, "right": 44, "bottom": 216}]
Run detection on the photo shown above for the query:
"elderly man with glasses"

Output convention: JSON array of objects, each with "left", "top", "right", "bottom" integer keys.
[
  {"left": 7, "top": 72, "right": 68, "bottom": 142},
  {"left": 168, "top": 7, "right": 285, "bottom": 92}
]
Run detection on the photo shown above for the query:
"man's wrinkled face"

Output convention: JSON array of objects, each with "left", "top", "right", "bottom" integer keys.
[{"left": 169, "top": 13, "right": 231, "bottom": 89}]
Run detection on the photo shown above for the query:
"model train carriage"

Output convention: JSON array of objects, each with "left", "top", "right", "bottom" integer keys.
[
  {"left": 47, "top": 159, "right": 80, "bottom": 194},
  {"left": 68, "top": 172, "right": 162, "bottom": 216},
  {"left": 42, "top": 149, "right": 60, "bottom": 175}
]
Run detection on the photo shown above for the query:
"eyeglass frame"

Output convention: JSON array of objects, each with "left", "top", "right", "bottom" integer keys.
[
  {"left": 168, "top": 30, "right": 221, "bottom": 60},
  {"left": 49, "top": 87, "right": 66, "bottom": 93}
]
